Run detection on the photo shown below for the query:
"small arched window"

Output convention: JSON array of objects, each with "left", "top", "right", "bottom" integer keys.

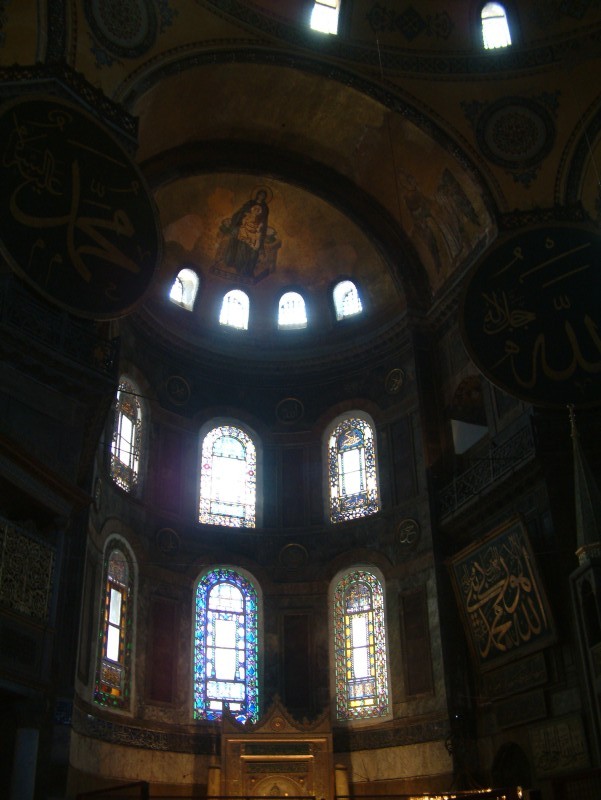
[
  {"left": 194, "top": 567, "right": 259, "bottom": 723},
  {"left": 278, "top": 291, "right": 307, "bottom": 329},
  {"left": 332, "top": 568, "right": 389, "bottom": 721},
  {"left": 327, "top": 415, "right": 379, "bottom": 523},
  {"left": 333, "top": 280, "right": 362, "bottom": 320},
  {"left": 199, "top": 425, "right": 257, "bottom": 527},
  {"left": 110, "top": 380, "right": 143, "bottom": 494},
  {"left": 169, "top": 268, "right": 199, "bottom": 310},
  {"left": 481, "top": 3, "right": 512, "bottom": 49},
  {"left": 95, "top": 542, "right": 135, "bottom": 709},
  {"left": 219, "top": 289, "right": 249, "bottom": 330},
  {"left": 310, "top": 0, "right": 339, "bottom": 34}
]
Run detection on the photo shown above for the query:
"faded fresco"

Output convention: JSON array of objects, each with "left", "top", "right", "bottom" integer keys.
[{"left": 157, "top": 173, "right": 400, "bottom": 306}]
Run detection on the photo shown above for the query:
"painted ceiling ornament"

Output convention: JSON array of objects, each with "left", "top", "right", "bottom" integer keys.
[
  {"left": 156, "top": 527, "right": 180, "bottom": 556},
  {"left": 278, "top": 543, "right": 309, "bottom": 571},
  {"left": 462, "top": 94, "right": 558, "bottom": 187},
  {"left": 398, "top": 518, "right": 420, "bottom": 547},
  {"left": 166, "top": 375, "right": 191, "bottom": 406},
  {"left": 85, "top": 0, "right": 176, "bottom": 66},
  {"left": 385, "top": 367, "right": 405, "bottom": 394},
  {"left": 461, "top": 221, "right": 601, "bottom": 408},
  {"left": 276, "top": 397, "right": 304, "bottom": 424}
]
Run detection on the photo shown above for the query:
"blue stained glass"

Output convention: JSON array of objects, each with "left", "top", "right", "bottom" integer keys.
[{"left": 194, "top": 568, "right": 259, "bottom": 722}]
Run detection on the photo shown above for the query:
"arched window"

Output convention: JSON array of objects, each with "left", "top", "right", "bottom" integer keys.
[
  {"left": 194, "top": 567, "right": 259, "bottom": 723},
  {"left": 95, "top": 542, "right": 135, "bottom": 709},
  {"left": 278, "top": 291, "right": 307, "bottom": 329},
  {"left": 169, "top": 268, "right": 199, "bottom": 310},
  {"left": 332, "top": 568, "right": 389, "bottom": 721},
  {"left": 481, "top": 3, "right": 512, "bottom": 49},
  {"left": 219, "top": 289, "right": 250, "bottom": 330},
  {"left": 333, "top": 279, "right": 362, "bottom": 320},
  {"left": 110, "top": 380, "right": 142, "bottom": 494},
  {"left": 199, "top": 425, "right": 257, "bottom": 527},
  {"left": 327, "top": 415, "right": 379, "bottom": 523},
  {"left": 310, "top": 1, "right": 339, "bottom": 34}
]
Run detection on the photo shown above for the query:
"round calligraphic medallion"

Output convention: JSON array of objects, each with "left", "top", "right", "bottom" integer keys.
[
  {"left": 461, "top": 224, "right": 601, "bottom": 408},
  {"left": 0, "top": 95, "right": 161, "bottom": 318}
]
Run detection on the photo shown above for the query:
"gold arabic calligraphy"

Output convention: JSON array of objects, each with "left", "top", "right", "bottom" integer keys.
[
  {"left": 479, "top": 234, "right": 601, "bottom": 392},
  {"left": 460, "top": 533, "right": 548, "bottom": 661},
  {"left": 3, "top": 106, "right": 144, "bottom": 294}
]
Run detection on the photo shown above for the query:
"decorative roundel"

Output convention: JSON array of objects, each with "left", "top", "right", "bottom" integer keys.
[
  {"left": 85, "top": 0, "right": 158, "bottom": 58},
  {"left": 166, "top": 375, "right": 191, "bottom": 406},
  {"left": 477, "top": 98, "right": 555, "bottom": 170},
  {"left": 270, "top": 716, "right": 285, "bottom": 731},
  {"left": 276, "top": 397, "right": 304, "bottom": 424},
  {"left": 385, "top": 367, "right": 405, "bottom": 394},
  {"left": 398, "top": 518, "right": 420, "bottom": 547},
  {"left": 156, "top": 527, "right": 180, "bottom": 556},
  {"left": 278, "top": 543, "right": 309, "bottom": 571}
]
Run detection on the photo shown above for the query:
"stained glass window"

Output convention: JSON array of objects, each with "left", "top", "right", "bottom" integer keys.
[
  {"left": 328, "top": 416, "right": 379, "bottom": 523},
  {"left": 219, "top": 289, "right": 249, "bottom": 330},
  {"left": 170, "top": 268, "right": 199, "bottom": 310},
  {"left": 333, "top": 280, "right": 362, "bottom": 320},
  {"left": 333, "top": 569, "right": 389, "bottom": 720},
  {"left": 278, "top": 291, "right": 307, "bottom": 329},
  {"left": 95, "top": 544, "right": 134, "bottom": 709},
  {"left": 110, "top": 380, "right": 142, "bottom": 493},
  {"left": 199, "top": 425, "right": 257, "bottom": 527},
  {"left": 194, "top": 567, "right": 259, "bottom": 723},
  {"left": 481, "top": 3, "right": 512, "bottom": 49}
]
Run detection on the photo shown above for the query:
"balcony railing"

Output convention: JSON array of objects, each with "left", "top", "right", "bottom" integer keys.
[
  {"left": 438, "top": 421, "right": 536, "bottom": 519},
  {"left": 0, "top": 278, "right": 119, "bottom": 378}
]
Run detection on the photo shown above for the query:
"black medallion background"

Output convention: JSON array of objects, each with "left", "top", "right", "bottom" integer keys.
[
  {"left": 461, "top": 223, "right": 601, "bottom": 408},
  {"left": 0, "top": 96, "right": 161, "bottom": 318}
]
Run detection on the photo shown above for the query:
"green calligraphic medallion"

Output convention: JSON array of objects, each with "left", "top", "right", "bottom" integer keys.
[
  {"left": 461, "top": 223, "right": 601, "bottom": 408},
  {"left": 0, "top": 95, "right": 161, "bottom": 318}
]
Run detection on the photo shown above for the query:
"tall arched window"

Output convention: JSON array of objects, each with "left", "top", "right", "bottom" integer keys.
[
  {"left": 219, "top": 289, "right": 250, "bottom": 330},
  {"left": 194, "top": 567, "right": 259, "bottom": 723},
  {"left": 95, "top": 542, "right": 135, "bottom": 709},
  {"left": 199, "top": 425, "right": 257, "bottom": 527},
  {"left": 110, "top": 380, "right": 143, "bottom": 494},
  {"left": 327, "top": 415, "right": 379, "bottom": 523},
  {"left": 169, "top": 268, "right": 199, "bottom": 310},
  {"left": 332, "top": 568, "right": 389, "bottom": 721},
  {"left": 333, "top": 279, "right": 362, "bottom": 320},
  {"left": 481, "top": 3, "right": 512, "bottom": 49},
  {"left": 278, "top": 291, "right": 307, "bottom": 329}
]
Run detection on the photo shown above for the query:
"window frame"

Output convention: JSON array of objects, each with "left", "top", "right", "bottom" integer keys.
[
  {"left": 324, "top": 412, "right": 380, "bottom": 524},
  {"left": 332, "top": 278, "right": 363, "bottom": 321},
  {"left": 329, "top": 565, "right": 391, "bottom": 723},
  {"left": 94, "top": 538, "right": 136, "bottom": 711},
  {"left": 277, "top": 289, "right": 308, "bottom": 330},
  {"left": 310, "top": 0, "right": 340, "bottom": 35},
  {"left": 198, "top": 420, "right": 261, "bottom": 528},
  {"left": 477, "top": 2, "right": 516, "bottom": 50},
  {"left": 169, "top": 267, "right": 200, "bottom": 311},
  {"left": 109, "top": 378, "right": 144, "bottom": 495},
  {"left": 193, "top": 566, "right": 261, "bottom": 724},
  {"left": 219, "top": 288, "right": 250, "bottom": 330}
]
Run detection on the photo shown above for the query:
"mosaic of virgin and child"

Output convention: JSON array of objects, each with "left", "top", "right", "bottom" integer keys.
[{"left": 213, "top": 187, "right": 281, "bottom": 282}]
